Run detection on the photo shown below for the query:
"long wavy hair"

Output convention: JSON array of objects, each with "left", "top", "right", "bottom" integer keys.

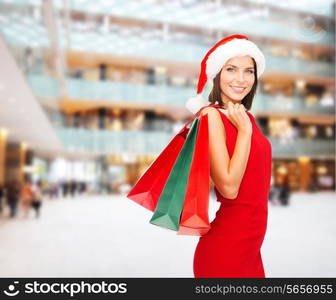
[{"left": 208, "top": 57, "right": 258, "bottom": 111}]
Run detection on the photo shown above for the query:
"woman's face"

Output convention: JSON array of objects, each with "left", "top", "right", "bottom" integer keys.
[{"left": 219, "top": 55, "right": 255, "bottom": 103}]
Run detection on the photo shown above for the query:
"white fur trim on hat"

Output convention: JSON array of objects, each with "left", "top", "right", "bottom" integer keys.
[
  {"left": 185, "top": 94, "right": 211, "bottom": 114},
  {"left": 206, "top": 38, "right": 265, "bottom": 80}
]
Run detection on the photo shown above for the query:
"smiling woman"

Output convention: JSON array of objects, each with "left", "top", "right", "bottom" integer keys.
[
  {"left": 185, "top": 34, "right": 264, "bottom": 115},
  {"left": 208, "top": 56, "right": 258, "bottom": 111},
  {"left": 186, "top": 34, "right": 272, "bottom": 278}
]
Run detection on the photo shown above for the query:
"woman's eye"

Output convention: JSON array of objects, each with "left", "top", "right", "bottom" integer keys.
[{"left": 226, "top": 68, "right": 254, "bottom": 74}]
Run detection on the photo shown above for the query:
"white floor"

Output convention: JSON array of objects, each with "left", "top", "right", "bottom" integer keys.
[{"left": 0, "top": 192, "right": 335, "bottom": 277}]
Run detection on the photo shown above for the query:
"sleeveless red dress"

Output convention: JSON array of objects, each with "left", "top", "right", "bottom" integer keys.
[{"left": 193, "top": 105, "right": 272, "bottom": 278}]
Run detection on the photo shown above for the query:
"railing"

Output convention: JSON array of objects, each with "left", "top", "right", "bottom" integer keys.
[
  {"left": 27, "top": 74, "right": 335, "bottom": 115},
  {"left": 269, "top": 137, "right": 334, "bottom": 157},
  {"left": 57, "top": 127, "right": 335, "bottom": 157},
  {"left": 57, "top": 128, "right": 174, "bottom": 154}
]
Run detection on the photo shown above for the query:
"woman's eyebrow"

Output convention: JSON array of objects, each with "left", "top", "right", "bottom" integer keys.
[{"left": 225, "top": 64, "right": 254, "bottom": 69}]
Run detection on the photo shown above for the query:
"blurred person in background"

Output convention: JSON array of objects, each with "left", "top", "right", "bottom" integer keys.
[
  {"left": 40, "top": 180, "right": 49, "bottom": 197},
  {"left": 278, "top": 175, "right": 291, "bottom": 206},
  {"left": 21, "top": 179, "right": 34, "bottom": 218},
  {"left": 78, "top": 181, "right": 87, "bottom": 195},
  {"left": 308, "top": 180, "right": 318, "bottom": 192},
  {"left": 0, "top": 183, "right": 5, "bottom": 215},
  {"left": 268, "top": 175, "right": 277, "bottom": 204},
  {"left": 6, "top": 179, "right": 21, "bottom": 218},
  {"left": 61, "top": 181, "right": 69, "bottom": 197},
  {"left": 49, "top": 182, "right": 59, "bottom": 199},
  {"left": 31, "top": 181, "right": 43, "bottom": 219},
  {"left": 70, "top": 180, "right": 77, "bottom": 197}
]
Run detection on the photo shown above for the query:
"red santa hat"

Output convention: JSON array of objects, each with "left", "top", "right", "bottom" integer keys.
[{"left": 186, "top": 34, "right": 266, "bottom": 114}]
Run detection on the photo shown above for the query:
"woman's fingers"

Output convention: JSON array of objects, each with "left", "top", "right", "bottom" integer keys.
[
  {"left": 227, "top": 102, "right": 236, "bottom": 126},
  {"left": 228, "top": 102, "right": 241, "bottom": 124},
  {"left": 226, "top": 102, "right": 251, "bottom": 132}
]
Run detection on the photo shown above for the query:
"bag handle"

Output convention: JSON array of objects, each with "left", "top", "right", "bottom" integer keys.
[{"left": 177, "top": 103, "right": 223, "bottom": 135}]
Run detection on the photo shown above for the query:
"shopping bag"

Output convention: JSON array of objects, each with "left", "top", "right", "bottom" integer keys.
[
  {"left": 126, "top": 115, "right": 197, "bottom": 212},
  {"left": 149, "top": 117, "right": 199, "bottom": 231},
  {"left": 127, "top": 103, "right": 221, "bottom": 235},
  {"left": 177, "top": 113, "right": 211, "bottom": 235}
]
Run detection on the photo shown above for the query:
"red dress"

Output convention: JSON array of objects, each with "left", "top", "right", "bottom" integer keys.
[{"left": 193, "top": 106, "right": 272, "bottom": 278}]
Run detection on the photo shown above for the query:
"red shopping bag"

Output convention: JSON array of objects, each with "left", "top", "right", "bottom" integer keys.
[
  {"left": 177, "top": 113, "right": 211, "bottom": 236},
  {"left": 149, "top": 117, "right": 200, "bottom": 231},
  {"left": 126, "top": 113, "right": 198, "bottom": 212},
  {"left": 127, "top": 103, "right": 220, "bottom": 236}
]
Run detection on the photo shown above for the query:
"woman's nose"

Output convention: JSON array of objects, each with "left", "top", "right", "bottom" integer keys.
[{"left": 236, "top": 71, "right": 246, "bottom": 83}]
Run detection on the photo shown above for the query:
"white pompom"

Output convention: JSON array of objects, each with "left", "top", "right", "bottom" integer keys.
[{"left": 185, "top": 94, "right": 211, "bottom": 114}]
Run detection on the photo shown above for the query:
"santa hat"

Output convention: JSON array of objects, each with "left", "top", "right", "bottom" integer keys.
[{"left": 186, "top": 34, "right": 266, "bottom": 114}]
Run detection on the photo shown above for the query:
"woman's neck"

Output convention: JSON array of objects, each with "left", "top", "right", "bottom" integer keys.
[{"left": 220, "top": 91, "right": 242, "bottom": 108}]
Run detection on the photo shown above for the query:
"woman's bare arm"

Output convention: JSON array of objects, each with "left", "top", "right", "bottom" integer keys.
[{"left": 200, "top": 106, "right": 252, "bottom": 199}]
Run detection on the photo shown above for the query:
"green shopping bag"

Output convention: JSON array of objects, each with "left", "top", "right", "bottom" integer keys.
[{"left": 149, "top": 117, "right": 199, "bottom": 231}]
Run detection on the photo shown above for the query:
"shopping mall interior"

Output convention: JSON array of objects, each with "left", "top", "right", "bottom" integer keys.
[{"left": 0, "top": 0, "right": 335, "bottom": 277}]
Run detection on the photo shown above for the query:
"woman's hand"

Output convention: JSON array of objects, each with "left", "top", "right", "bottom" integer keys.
[{"left": 225, "top": 102, "right": 252, "bottom": 134}]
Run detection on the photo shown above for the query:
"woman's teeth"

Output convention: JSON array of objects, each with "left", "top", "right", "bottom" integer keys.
[{"left": 231, "top": 86, "right": 245, "bottom": 93}]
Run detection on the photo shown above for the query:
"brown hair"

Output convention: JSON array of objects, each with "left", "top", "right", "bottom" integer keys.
[{"left": 207, "top": 57, "right": 258, "bottom": 111}]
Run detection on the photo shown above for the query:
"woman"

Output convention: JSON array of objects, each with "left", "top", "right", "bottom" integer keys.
[
  {"left": 278, "top": 176, "right": 291, "bottom": 206},
  {"left": 31, "top": 181, "right": 43, "bottom": 219},
  {"left": 6, "top": 180, "right": 21, "bottom": 218},
  {"left": 21, "top": 180, "right": 34, "bottom": 218},
  {"left": 189, "top": 35, "right": 272, "bottom": 278}
]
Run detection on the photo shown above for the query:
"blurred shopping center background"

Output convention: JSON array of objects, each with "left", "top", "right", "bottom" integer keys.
[
  {"left": 0, "top": 0, "right": 335, "bottom": 197},
  {"left": 0, "top": 0, "right": 335, "bottom": 277}
]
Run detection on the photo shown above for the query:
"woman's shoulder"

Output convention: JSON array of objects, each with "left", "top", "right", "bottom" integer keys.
[
  {"left": 199, "top": 105, "right": 222, "bottom": 116},
  {"left": 199, "top": 104, "right": 254, "bottom": 121}
]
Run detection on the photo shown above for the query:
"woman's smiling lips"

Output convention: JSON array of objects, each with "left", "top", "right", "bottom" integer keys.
[{"left": 230, "top": 86, "right": 246, "bottom": 94}]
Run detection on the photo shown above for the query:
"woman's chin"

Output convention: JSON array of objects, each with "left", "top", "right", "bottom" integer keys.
[{"left": 227, "top": 93, "right": 245, "bottom": 101}]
